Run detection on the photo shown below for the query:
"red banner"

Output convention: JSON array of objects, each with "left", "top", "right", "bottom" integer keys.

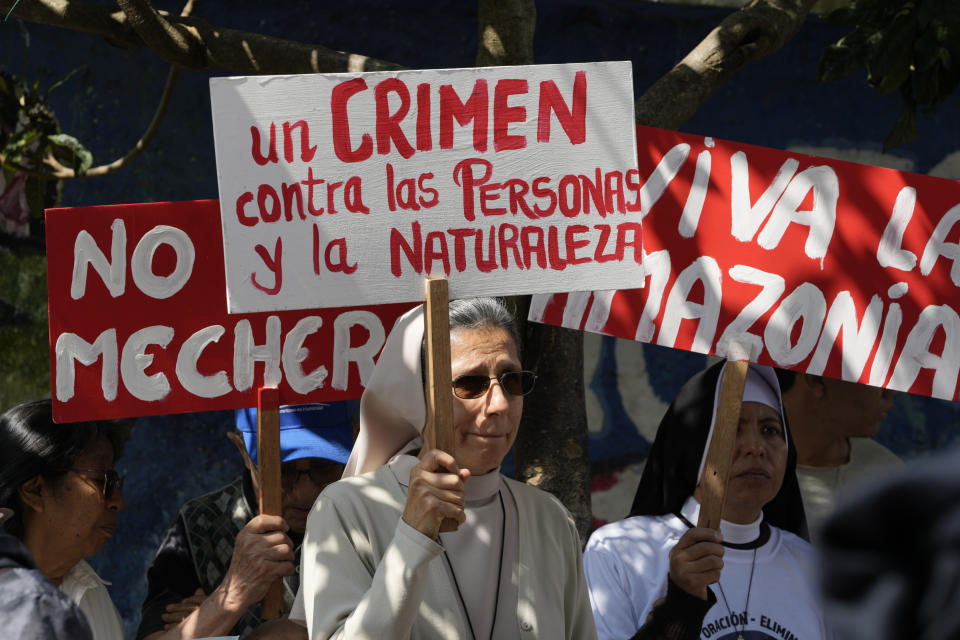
[
  {"left": 46, "top": 200, "right": 414, "bottom": 422},
  {"left": 531, "top": 125, "right": 960, "bottom": 401}
]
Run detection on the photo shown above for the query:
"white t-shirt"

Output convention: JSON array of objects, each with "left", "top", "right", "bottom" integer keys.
[{"left": 584, "top": 497, "right": 827, "bottom": 640}]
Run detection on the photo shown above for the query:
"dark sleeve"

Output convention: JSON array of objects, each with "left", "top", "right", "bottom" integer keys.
[
  {"left": 629, "top": 578, "right": 716, "bottom": 640},
  {"left": 1, "top": 569, "right": 94, "bottom": 640},
  {"left": 136, "top": 515, "right": 204, "bottom": 640}
]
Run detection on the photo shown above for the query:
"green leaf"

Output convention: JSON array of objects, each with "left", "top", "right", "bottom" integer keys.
[
  {"left": 47, "top": 133, "right": 93, "bottom": 175},
  {"left": 883, "top": 102, "right": 918, "bottom": 151},
  {"left": 917, "top": 0, "right": 945, "bottom": 29},
  {"left": 2, "top": 129, "right": 41, "bottom": 161},
  {"left": 818, "top": 28, "right": 879, "bottom": 82},
  {"left": 914, "top": 25, "right": 946, "bottom": 71},
  {"left": 913, "top": 65, "right": 940, "bottom": 105},
  {"left": 818, "top": 44, "right": 858, "bottom": 82},
  {"left": 43, "top": 65, "right": 85, "bottom": 103},
  {"left": 868, "top": 10, "right": 918, "bottom": 92},
  {"left": 926, "top": 63, "right": 960, "bottom": 110},
  {"left": 874, "top": 60, "right": 911, "bottom": 95}
]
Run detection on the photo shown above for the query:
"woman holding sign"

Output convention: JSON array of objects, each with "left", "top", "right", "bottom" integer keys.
[
  {"left": 583, "top": 362, "right": 827, "bottom": 640},
  {"left": 290, "top": 297, "right": 596, "bottom": 639}
]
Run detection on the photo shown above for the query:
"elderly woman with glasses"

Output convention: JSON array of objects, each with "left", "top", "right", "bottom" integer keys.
[
  {"left": 289, "top": 297, "right": 596, "bottom": 640},
  {"left": 0, "top": 399, "right": 127, "bottom": 640}
]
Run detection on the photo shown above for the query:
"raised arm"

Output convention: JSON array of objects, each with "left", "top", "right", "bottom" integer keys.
[
  {"left": 144, "top": 514, "right": 294, "bottom": 640},
  {"left": 299, "top": 451, "right": 468, "bottom": 639}
]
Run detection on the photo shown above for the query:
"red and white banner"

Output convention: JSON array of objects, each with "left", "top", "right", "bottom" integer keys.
[
  {"left": 209, "top": 62, "right": 641, "bottom": 313},
  {"left": 46, "top": 200, "right": 414, "bottom": 422},
  {"left": 531, "top": 125, "right": 960, "bottom": 401}
]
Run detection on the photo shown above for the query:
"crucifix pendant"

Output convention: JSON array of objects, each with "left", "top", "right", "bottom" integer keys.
[{"left": 738, "top": 635, "right": 744, "bottom": 640}]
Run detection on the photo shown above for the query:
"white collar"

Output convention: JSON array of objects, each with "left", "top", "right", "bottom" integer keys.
[
  {"left": 464, "top": 467, "right": 502, "bottom": 503},
  {"left": 680, "top": 496, "right": 763, "bottom": 546},
  {"left": 59, "top": 559, "right": 110, "bottom": 603},
  {"left": 390, "top": 454, "right": 502, "bottom": 503}
]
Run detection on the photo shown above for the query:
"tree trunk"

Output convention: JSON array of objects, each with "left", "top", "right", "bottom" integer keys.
[
  {"left": 476, "top": 0, "right": 536, "bottom": 67},
  {"left": 513, "top": 296, "right": 593, "bottom": 540},
  {"left": 471, "top": 0, "right": 594, "bottom": 541},
  {"left": 634, "top": 0, "right": 818, "bottom": 128}
]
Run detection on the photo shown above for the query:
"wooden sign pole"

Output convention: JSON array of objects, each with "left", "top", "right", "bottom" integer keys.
[
  {"left": 257, "top": 386, "right": 284, "bottom": 619},
  {"left": 696, "top": 358, "right": 749, "bottom": 530},
  {"left": 422, "top": 278, "right": 460, "bottom": 533},
  {"left": 423, "top": 277, "right": 455, "bottom": 456}
]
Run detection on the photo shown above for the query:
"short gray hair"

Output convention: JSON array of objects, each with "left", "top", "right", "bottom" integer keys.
[
  {"left": 448, "top": 297, "right": 520, "bottom": 348},
  {"left": 420, "top": 298, "right": 521, "bottom": 381}
]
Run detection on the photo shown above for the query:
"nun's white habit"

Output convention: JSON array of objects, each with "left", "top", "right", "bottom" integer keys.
[
  {"left": 584, "top": 362, "right": 827, "bottom": 640},
  {"left": 291, "top": 305, "right": 596, "bottom": 640}
]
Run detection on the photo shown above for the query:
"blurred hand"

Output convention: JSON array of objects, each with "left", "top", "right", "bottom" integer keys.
[
  {"left": 668, "top": 527, "right": 724, "bottom": 600},
  {"left": 161, "top": 588, "right": 206, "bottom": 629},
  {"left": 219, "top": 514, "right": 296, "bottom": 613},
  {"left": 402, "top": 449, "right": 470, "bottom": 539}
]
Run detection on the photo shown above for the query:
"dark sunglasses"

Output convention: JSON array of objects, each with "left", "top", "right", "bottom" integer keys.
[
  {"left": 71, "top": 468, "right": 124, "bottom": 500},
  {"left": 280, "top": 463, "right": 344, "bottom": 490},
  {"left": 452, "top": 370, "right": 537, "bottom": 399}
]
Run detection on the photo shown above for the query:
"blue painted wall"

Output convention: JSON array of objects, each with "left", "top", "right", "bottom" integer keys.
[{"left": 3, "top": 1, "right": 959, "bottom": 636}]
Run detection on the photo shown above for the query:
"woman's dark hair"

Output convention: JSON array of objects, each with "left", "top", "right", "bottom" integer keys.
[{"left": 0, "top": 399, "right": 128, "bottom": 538}]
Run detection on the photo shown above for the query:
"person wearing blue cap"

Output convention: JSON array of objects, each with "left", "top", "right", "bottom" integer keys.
[{"left": 136, "top": 402, "right": 354, "bottom": 640}]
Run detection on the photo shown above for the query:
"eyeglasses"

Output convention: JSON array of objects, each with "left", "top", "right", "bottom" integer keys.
[
  {"left": 281, "top": 463, "right": 344, "bottom": 490},
  {"left": 70, "top": 468, "right": 124, "bottom": 500},
  {"left": 452, "top": 370, "right": 537, "bottom": 399}
]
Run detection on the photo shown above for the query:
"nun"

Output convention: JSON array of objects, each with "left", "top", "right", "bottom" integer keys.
[
  {"left": 583, "top": 362, "right": 827, "bottom": 640},
  {"left": 289, "top": 297, "right": 596, "bottom": 639}
]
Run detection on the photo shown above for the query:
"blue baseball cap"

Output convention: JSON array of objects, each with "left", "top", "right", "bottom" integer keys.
[{"left": 235, "top": 402, "right": 354, "bottom": 466}]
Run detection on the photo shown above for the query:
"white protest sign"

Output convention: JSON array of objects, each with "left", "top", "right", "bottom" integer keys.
[{"left": 210, "top": 62, "right": 641, "bottom": 313}]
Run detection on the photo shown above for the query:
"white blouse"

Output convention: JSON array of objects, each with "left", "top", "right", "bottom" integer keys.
[{"left": 60, "top": 560, "right": 124, "bottom": 640}]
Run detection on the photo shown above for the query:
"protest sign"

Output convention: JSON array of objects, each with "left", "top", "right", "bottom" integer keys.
[
  {"left": 531, "top": 125, "right": 960, "bottom": 401},
  {"left": 209, "top": 62, "right": 641, "bottom": 313},
  {"left": 46, "top": 200, "right": 413, "bottom": 422}
]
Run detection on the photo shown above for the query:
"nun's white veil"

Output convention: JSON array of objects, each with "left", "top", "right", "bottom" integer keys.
[{"left": 343, "top": 305, "right": 426, "bottom": 478}]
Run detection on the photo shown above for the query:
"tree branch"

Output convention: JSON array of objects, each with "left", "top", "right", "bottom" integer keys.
[
  {"left": 0, "top": 64, "right": 179, "bottom": 180},
  {"left": 179, "top": 0, "right": 198, "bottom": 19},
  {"left": 1, "top": 0, "right": 141, "bottom": 48},
  {"left": 473, "top": 0, "right": 592, "bottom": 540},
  {"left": 1, "top": 0, "right": 404, "bottom": 73},
  {"left": 46, "top": 66, "right": 179, "bottom": 179},
  {"left": 635, "top": 0, "right": 817, "bottom": 129},
  {"left": 476, "top": 0, "right": 536, "bottom": 67},
  {"left": 117, "top": 0, "right": 202, "bottom": 69}
]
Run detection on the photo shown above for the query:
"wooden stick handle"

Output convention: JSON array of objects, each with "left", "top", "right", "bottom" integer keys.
[
  {"left": 257, "top": 387, "right": 284, "bottom": 619},
  {"left": 423, "top": 278, "right": 455, "bottom": 456},
  {"left": 422, "top": 278, "right": 460, "bottom": 533},
  {"left": 697, "top": 359, "right": 749, "bottom": 530}
]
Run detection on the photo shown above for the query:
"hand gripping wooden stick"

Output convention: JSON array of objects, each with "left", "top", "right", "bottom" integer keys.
[{"left": 696, "top": 358, "right": 749, "bottom": 530}]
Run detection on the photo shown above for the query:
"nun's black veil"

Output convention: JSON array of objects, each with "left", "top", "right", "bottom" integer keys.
[{"left": 629, "top": 360, "right": 808, "bottom": 540}]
